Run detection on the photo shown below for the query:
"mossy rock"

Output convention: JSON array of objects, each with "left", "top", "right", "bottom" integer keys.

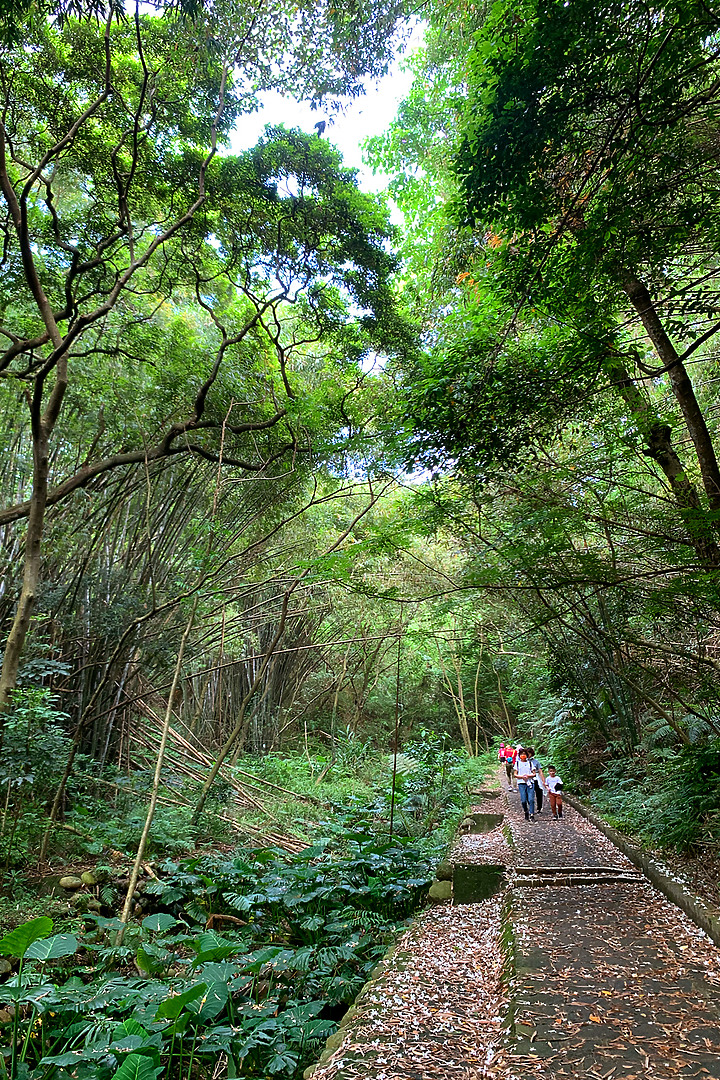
[
  {"left": 318, "top": 1031, "right": 344, "bottom": 1062},
  {"left": 428, "top": 879, "right": 452, "bottom": 901},
  {"left": 339, "top": 1005, "right": 358, "bottom": 1029},
  {"left": 59, "top": 875, "right": 83, "bottom": 890},
  {"left": 436, "top": 859, "right": 453, "bottom": 881},
  {"left": 81, "top": 871, "right": 97, "bottom": 886}
]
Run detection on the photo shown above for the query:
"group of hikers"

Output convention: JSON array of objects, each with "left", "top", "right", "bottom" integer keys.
[{"left": 499, "top": 743, "right": 564, "bottom": 822}]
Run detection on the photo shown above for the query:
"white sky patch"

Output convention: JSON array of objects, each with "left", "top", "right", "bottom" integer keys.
[{"left": 230, "top": 22, "right": 425, "bottom": 197}]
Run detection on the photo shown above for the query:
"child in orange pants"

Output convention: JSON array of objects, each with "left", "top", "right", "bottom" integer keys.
[{"left": 545, "top": 766, "right": 563, "bottom": 819}]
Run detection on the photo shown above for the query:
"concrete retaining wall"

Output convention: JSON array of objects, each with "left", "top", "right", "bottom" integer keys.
[{"left": 564, "top": 792, "right": 720, "bottom": 947}]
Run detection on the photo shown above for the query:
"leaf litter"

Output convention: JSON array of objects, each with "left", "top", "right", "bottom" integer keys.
[
  {"left": 309, "top": 900, "right": 506, "bottom": 1079},
  {"left": 308, "top": 777, "right": 720, "bottom": 1080}
]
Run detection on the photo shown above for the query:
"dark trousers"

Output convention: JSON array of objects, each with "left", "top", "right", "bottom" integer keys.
[{"left": 534, "top": 781, "right": 543, "bottom": 812}]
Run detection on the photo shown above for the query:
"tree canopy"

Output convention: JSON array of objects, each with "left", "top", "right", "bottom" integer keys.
[{"left": 4, "top": 0, "right": 720, "bottom": 919}]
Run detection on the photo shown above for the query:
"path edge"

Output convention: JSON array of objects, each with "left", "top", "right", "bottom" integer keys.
[{"left": 564, "top": 792, "right": 720, "bottom": 947}]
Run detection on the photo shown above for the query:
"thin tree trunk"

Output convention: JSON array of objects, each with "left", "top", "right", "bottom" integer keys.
[
  {"left": 190, "top": 487, "right": 388, "bottom": 820},
  {"left": 607, "top": 359, "right": 720, "bottom": 567},
  {"left": 192, "top": 594, "right": 291, "bottom": 821},
  {"left": 434, "top": 638, "right": 473, "bottom": 756},
  {"left": 117, "top": 599, "right": 196, "bottom": 944},
  {"left": 38, "top": 587, "right": 198, "bottom": 861}
]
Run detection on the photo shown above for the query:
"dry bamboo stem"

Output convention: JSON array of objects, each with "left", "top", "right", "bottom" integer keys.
[{"left": 117, "top": 599, "right": 197, "bottom": 944}]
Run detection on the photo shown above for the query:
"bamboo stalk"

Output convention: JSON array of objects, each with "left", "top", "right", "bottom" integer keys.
[{"left": 117, "top": 599, "right": 197, "bottom": 944}]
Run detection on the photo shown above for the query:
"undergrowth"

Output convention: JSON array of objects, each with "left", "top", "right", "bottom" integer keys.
[
  {"left": 0, "top": 833, "right": 436, "bottom": 1080},
  {"left": 589, "top": 741, "right": 720, "bottom": 852},
  {"left": 0, "top": 738, "right": 493, "bottom": 1080}
]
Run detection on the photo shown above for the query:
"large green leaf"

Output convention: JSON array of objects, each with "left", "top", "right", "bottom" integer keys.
[
  {"left": 187, "top": 980, "right": 229, "bottom": 1020},
  {"left": 40, "top": 1049, "right": 113, "bottom": 1066},
  {"left": 0, "top": 917, "right": 53, "bottom": 959},
  {"left": 113, "top": 1019, "right": 149, "bottom": 1041},
  {"left": 155, "top": 981, "right": 207, "bottom": 1020},
  {"left": 25, "top": 933, "right": 78, "bottom": 962},
  {"left": 141, "top": 914, "right": 176, "bottom": 934},
  {"left": 135, "top": 946, "right": 166, "bottom": 976},
  {"left": 113, "top": 1053, "right": 157, "bottom": 1080}
]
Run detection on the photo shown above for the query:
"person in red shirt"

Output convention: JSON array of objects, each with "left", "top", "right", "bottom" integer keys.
[{"left": 504, "top": 744, "right": 516, "bottom": 790}]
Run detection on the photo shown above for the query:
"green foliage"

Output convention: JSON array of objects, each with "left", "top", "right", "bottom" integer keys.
[
  {"left": 591, "top": 741, "right": 720, "bottom": 852},
  {"left": 0, "top": 917, "right": 53, "bottom": 959},
  {"left": 388, "top": 731, "right": 488, "bottom": 837},
  {"left": 24, "top": 935, "right": 79, "bottom": 962},
  {"left": 0, "top": 691, "right": 71, "bottom": 797},
  {"left": 0, "top": 828, "right": 435, "bottom": 1080},
  {"left": 0, "top": 692, "right": 73, "bottom": 869}
]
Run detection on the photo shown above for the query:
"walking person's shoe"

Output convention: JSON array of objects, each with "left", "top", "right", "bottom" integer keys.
[{"left": 529, "top": 814, "right": 536, "bottom": 822}]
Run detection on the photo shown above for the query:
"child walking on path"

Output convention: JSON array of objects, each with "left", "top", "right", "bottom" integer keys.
[
  {"left": 504, "top": 745, "right": 516, "bottom": 790},
  {"left": 545, "top": 766, "right": 564, "bottom": 820}
]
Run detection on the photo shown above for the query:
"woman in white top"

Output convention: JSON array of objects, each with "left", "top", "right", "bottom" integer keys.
[{"left": 513, "top": 748, "right": 536, "bottom": 821}]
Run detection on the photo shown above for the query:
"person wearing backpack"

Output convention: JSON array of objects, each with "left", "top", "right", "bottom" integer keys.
[
  {"left": 526, "top": 747, "right": 546, "bottom": 814},
  {"left": 513, "top": 747, "right": 536, "bottom": 821}
]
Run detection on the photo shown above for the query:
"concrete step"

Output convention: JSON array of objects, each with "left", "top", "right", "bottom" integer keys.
[
  {"left": 512, "top": 863, "right": 643, "bottom": 887},
  {"left": 512, "top": 872, "right": 643, "bottom": 887}
]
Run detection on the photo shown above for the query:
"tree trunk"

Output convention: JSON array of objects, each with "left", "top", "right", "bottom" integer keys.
[
  {"left": 0, "top": 429, "right": 49, "bottom": 712},
  {"left": 622, "top": 272, "right": 720, "bottom": 512},
  {"left": 607, "top": 359, "right": 720, "bottom": 568}
]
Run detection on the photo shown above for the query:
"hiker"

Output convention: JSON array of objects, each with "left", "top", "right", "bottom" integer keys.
[
  {"left": 513, "top": 747, "right": 536, "bottom": 821},
  {"left": 498, "top": 742, "right": 506, "bottom": 763},
  {"left": 545, "top": 766, "right": 564, "bottom": 820},
  {"left": 526, "top": 747, "right": 546, "bottom": 814},
  {"left": 504, "top": 744, "right": 516, "bottom": 790}
]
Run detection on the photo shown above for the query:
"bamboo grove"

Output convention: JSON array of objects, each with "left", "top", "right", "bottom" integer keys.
[{"left": 2, "top": 0, "right": 720, "bottom": 879}]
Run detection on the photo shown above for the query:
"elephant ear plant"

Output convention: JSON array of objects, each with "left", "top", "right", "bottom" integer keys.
[
  {"left": 0, "top": 913, "right": 337, "bottom": 1080},
  {"left": 0, "top": 916, "right": 79, "bottom": 1080},
  {"left": 0, "top": 834, "right": 437, "bottom": 1080}
]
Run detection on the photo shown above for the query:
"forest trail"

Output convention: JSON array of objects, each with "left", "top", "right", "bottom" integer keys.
[
  {"left": 499, "top": 787, "right": 720, "bottom": 1079},
  {"left": 307, "top": 781, "right": 720, "bottom": 1080}
]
